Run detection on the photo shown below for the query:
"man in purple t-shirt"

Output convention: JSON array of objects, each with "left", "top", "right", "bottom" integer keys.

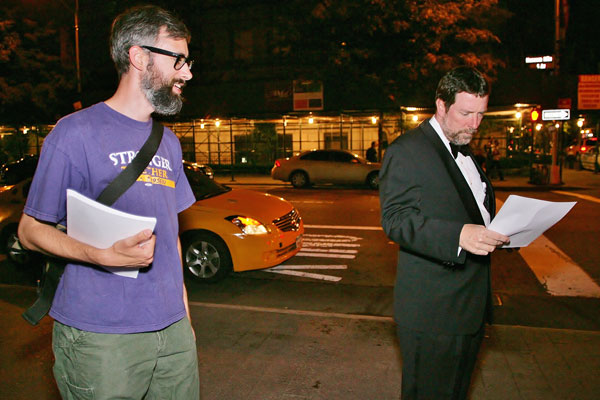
[{"left": 18, "top": 5, "right": 199, "bottom": 399}]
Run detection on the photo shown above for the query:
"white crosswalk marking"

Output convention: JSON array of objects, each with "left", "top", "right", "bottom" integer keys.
[
  {"left": 551, "top": 190, "right": 600, "bottom": 204},
  {"left": 267, "top": 233, "right": 362, "bottom": 281},
  {"left": 277, "top": 218, "right": 600, "bottom": 296},
  {"left": 518, "top": 236, "right": 600, "bottom": 297},
  {"left": 495, "top": 198, "right": 600, "bottom": 297}
]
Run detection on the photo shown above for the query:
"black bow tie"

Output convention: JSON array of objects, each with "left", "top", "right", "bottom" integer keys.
[{"left": 450, "top": 143, "right": 469, "bottom": 159}]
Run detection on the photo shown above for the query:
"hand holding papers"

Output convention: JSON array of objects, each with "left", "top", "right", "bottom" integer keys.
[
  {"left": 66, "top": 189, "right": 157, "bottom": 278},
  {"left": 488, "top": 195, "right": 576, "bottom": 248}
]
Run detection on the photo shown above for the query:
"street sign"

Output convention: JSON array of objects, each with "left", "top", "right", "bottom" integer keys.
[
  {"left": 542, "top": 109, "right": 570, "bottom": 121},
  {"left": 578, "top": 75, "right": 600, "bottom": 110}
]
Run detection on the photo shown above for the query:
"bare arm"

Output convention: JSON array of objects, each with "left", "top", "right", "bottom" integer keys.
[
  {"left": 178, "top": 237, "right": 191, "bottom": 321},
  {"left": 178, "top": 237, "right": 196, "bottom": 339},
  {"left": 18, "top": 213, "right": 155, "bottom": 268}
]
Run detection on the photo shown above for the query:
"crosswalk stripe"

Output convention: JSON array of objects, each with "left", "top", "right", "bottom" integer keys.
[
  {"left": 551, "top": 190, "right": 600, "bottom": 204},
  {"left": 495, "top": 198, "right": 600, "bottom": 297},
  {"left": 518, "top": 235, "right": 600, "bottom": 297}
]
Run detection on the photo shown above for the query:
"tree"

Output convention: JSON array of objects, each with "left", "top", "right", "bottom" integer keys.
[
  {"left": 274, "top": 0, "right": 509, "bottom": 108},
  {"left": 0, "top": 2, "right": 76, "bottom": 124}
]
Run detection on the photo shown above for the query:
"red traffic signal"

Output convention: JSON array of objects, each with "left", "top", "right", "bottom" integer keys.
[{"left": 530, "top": 108, "right": 541, "bottom": 122}]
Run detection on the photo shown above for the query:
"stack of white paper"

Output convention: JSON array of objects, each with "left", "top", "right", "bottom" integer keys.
[{"left": 66, "top": 189, "right": 157, "bottom": 278}]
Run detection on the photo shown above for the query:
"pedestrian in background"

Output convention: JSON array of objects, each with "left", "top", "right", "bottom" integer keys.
[
  {"left": 486, "top": 138, "right": 504, "bottom": 180},
  {"left": 379, "top": 66, "right": 509, "bottom": 400},
  {"left": 366, "top": 141, "right": 378, "bottom": 162},
  {"left": 17, "top": 5, "right": 199, "bottom": 399}
]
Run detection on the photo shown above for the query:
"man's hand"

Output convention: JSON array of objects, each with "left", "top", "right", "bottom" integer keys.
[
  {"left": 100, "top": 229, "right": 156, "bottom": 268},
  {"left": 459, "top": 224, "right": 510, "bottom": 256}
]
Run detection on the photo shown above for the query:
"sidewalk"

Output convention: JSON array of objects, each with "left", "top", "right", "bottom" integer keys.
[{"left": 1, "top": 285, "right": 599, "bottom": 400}]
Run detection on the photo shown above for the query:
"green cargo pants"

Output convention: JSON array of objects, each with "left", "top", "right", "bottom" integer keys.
[{"left": 52, "top": 317, "right": 199, "bottom": 400}]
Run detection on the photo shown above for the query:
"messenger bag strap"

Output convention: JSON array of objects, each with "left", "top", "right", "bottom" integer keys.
[
  {"left": 22, "top": 120, "right": 164, "bottom": 325},
  {"left": 97, "top": 120, "right": 164, "bottom": 206}
]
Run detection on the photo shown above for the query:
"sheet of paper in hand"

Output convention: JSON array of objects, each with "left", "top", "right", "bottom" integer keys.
[{"left": 488, "top": 194, "right": 576, "bottom": 248}]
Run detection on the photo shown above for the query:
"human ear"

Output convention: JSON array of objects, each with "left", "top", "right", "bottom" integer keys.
[
  {"left": 435, "top": 98, "right": 447, "bottom": 116},
  {"left": 129, "top": 46, "right": 148, "bottom": 72}
]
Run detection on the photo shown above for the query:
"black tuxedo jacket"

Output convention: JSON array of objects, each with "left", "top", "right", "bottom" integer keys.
[{"left": 379, "top": 121, "right": 495, "bottom": 335}]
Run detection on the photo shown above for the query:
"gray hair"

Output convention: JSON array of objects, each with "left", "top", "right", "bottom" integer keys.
[{"left": 110, "top": 5, "right": 190, "bottom": 77}]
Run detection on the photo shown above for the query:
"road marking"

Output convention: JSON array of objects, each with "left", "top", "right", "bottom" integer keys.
[
  {"left": 265, "top": 269, "right": 342, "bottom": 282},
  {"left": 295, "top": 200, "right": 335, "bottom": 204},
  {"left": 496, "top": 198, "right": 600, "bottom": 297},
  {"left": 299, "top": 248, "right": 358, "bottom": 254},
  {"left": 297, "top": 252, "right": 355, "bottom": 259},
  {"left": 305, "top": 224, "right": 382, "bottom": 230},
  {"left": 518, "top": 236, "right": 600, "bottom": 297},
  {"left": 270, "top": 264, "right": 348, "bottom": 270},
  {"left": 551, "top": 190, "right": 600, "bottom": 204},
  {"left": 189, "top": 301, "right": 394, "bottom": 322}
]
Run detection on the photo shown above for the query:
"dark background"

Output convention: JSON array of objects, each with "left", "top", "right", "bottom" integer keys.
[{"left": 1, "top": 0, "right": 598, "bottom": 123}]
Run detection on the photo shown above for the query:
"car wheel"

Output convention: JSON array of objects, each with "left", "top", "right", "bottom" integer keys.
[
  {"left": 290, "top": 171, "right": 309, "bottom": 188},
  {"left": 182, "top": 231, "right": 232, "bottom": 283},
  {"left": 367, "top": 171, "right": 379, "bottom": 190}
]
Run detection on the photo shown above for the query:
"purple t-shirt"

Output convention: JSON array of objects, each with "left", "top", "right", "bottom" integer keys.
[{"left": 24, "top": 102, "right": 196, "bottom": 334}]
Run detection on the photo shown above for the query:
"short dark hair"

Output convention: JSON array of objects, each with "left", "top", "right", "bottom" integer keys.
[
  {"left": 110, "top": 5, "right": 190, "bottom": 77},
  {"left": 435, "top": 67, "right": 489, "bottom": 109}
]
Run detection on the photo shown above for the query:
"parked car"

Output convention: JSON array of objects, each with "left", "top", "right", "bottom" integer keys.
[
  {"left": 186, "top": 162, "right": 214, "bottom": 180},
  {"left": 0, "top": 159, "right": 303, "bottom": 283},
  {"left": 565, "top": 138, "right": 598, "bottom": 161},
  {"left": 0, "top": 155, "right": 39, "bottom": 185},
  {"left": 180, "top": 161, "right": 303, "bottom": 282},
  {"left": 579, "top": 145, "right": 599, "bottom": 172},
  {"left": 0, "top": 177, "right": 34, "bottom": 264},
  {"left": 271, "top": 149, "right": 381, "bottom": 189}
]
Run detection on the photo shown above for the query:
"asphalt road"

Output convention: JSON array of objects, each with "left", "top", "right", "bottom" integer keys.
[{"left": 2, "top": 178, "right": 600, "bottom": 331}]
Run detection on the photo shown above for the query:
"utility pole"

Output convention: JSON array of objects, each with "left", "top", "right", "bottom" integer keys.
[{"left": 550, "top": 0, "right": 562, "bottom": 184}]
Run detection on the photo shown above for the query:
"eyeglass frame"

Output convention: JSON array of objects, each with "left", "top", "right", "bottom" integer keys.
[{"left": 140, "top": 45, "right": 194, "bottom": 71}]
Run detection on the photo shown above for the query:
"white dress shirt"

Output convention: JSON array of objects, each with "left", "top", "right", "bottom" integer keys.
[{"left": 429, "top": 117, "right": 491, "bottom": 227}]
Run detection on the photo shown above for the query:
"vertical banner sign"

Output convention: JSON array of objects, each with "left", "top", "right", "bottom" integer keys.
[
  {"left": 578, "top": 75, "right": 600, "bottom": 110},
  {"left": 293, "top": 80, "right": 324, "bottom": 111}
]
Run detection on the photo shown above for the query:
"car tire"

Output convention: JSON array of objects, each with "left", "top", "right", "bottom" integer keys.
[
  {"left": 366, "top": 171, "right": 379, "bottom": 190},
  {"left": 182, "top": 231, "right": 233, "bottom": 283},
  {"left": 290, "top": 171, "right": 309, "bottom": 188}
]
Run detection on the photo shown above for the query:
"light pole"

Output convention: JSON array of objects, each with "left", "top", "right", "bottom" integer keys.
[
  {"left": 57, "top": 0, "right": 81, "bottom": 95},
  {"left": 74, "top": 0, "right": 81, "bottom": 94}
]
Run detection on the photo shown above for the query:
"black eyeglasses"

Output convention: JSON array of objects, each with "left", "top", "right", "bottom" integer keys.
[{"left": 140, "top": 45, "right": 194, "bottom": 70}]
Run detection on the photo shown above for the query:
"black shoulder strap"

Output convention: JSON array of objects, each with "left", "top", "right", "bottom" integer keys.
[
  {"left": 96, "top": 120, "right": 164, "bottom": 206},
  {"left": 22, "top": 120, "right": 164, "bottom": 325}
]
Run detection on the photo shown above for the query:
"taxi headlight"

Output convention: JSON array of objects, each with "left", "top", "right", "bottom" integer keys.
[{"left": 226, "top": 216, "right": 268, "bottom": 235}]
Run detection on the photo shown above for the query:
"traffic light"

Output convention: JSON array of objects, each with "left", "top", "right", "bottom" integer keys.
[{"left": 530, "top": 107, "right": 541, "bottom": 122}]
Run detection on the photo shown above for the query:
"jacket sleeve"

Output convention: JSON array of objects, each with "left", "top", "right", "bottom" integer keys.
[{"left": 379, "top": 140, "right": 467, "bottom": 265}]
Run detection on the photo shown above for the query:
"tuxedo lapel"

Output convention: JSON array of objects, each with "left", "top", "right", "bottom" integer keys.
[
  {"left": 419, "top": 123, "right": 485, "bottom": 225},
  {"left": 470, "top": 150, "right": 496, "bottom": 216}
]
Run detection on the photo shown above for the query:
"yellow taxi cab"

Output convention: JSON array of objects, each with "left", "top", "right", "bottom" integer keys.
[{"left": 179, "top": 162, "right": 304, "bottom": 282}]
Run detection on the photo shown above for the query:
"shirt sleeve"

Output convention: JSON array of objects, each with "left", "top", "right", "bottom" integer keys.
[{"left": 23, "top": 123, "right": 86, "bottom": 225}]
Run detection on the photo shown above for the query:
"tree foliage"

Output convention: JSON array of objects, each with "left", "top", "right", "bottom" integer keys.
[
  {"left": 274, "top": 0, "right": 509, "bottom": 107},
  {"left": 0, "top": 3, "right": 76, "bottom": 124}
]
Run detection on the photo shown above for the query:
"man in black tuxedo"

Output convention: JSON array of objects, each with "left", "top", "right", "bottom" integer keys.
[{"left": 379, "top": 67, "right": 510, "bottom": 400}]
